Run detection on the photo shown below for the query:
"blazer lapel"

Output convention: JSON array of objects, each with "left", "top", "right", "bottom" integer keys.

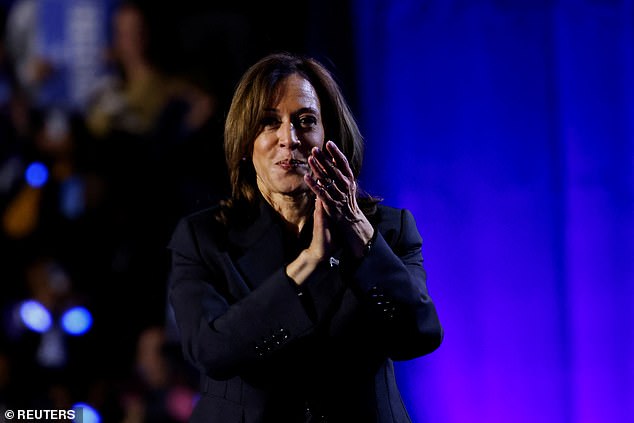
[{"left": 228, "top": 201, "right": 285, "bottom": 290}]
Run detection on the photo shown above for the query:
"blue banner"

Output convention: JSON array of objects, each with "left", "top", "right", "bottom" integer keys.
[{"left": 36, "top": 0, "right": 108, "bottom": 111}]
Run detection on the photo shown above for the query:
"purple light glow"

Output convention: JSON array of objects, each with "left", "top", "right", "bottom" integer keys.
[{"left": 354, "top": 1, "right": 634, "bottom": 422}]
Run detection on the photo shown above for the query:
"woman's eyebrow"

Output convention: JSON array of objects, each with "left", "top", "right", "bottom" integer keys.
[{"left": 293, "top": 107, "right": 320, "bottom": 115}]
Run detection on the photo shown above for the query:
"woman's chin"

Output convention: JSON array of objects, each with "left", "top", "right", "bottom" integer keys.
[
  {"left": 272, "top": 176, "right": 309, "bottom": 194},
  {"left": 277, "top": 183, "right": 311, "bottom": 197}
]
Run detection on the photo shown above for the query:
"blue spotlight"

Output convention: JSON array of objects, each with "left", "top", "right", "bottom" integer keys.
[
  {"left": 19, "top": 300, "right": 52, "bottom": 333},
  {"left": 25, "top": 162, "right": 49, "bottom": 188},
  {"left": 61, "top": 307, "right": 92, "bottom": 336},
  {"left": 72, "top": 403, "right": 100, "bottom": 423}
]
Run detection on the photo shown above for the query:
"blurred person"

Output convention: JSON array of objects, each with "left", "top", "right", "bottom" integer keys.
[
  {"left": 3, "top": 0, "right": 48, "bottom": 104},
  {"left": 85, "top": 0, "right": 173, "bottom": 139},
  {"left": 168, "top": 52, "right": 443, "bottom": 422},
  {"left": 0, "top": 1, "right": 30, "bottom": 196},
  {"left": 1, "top": 109, "right": 107, "bottom": 247},
  {"left": 78, "top": 1, "right": 203, "bottom": 376},
  {"left": 120, "top": 325, "right": 196, "bottom": 423},
  {"left": 151, "top": 74, "right": 231, "bottom": 217}
]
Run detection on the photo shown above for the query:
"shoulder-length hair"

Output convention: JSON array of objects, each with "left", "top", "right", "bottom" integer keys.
[{"left": 224, "top": 52, "right": 378, "bottom": 214}]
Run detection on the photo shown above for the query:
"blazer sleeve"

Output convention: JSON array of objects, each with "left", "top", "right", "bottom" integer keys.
[
  {"left": 348, "top": 208, "right": 443, "bottom": 360},
  {"left": 167, "top": 216, "right": 332, "bottom": 380}
]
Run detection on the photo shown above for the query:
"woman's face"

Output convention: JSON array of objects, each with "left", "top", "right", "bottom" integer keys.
[{"left": 252, "top": 74, "right": 325, "bottom": 199}]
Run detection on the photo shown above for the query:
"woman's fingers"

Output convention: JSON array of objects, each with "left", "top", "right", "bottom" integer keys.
[
  {"left": 312, "top": 146, "right": 339, "bottom": 180},
  {"left": 309, "top": 198, "right": 334, "bottom": 259},
  {"left": 307, "top": 156, "right": 343, "bottom": 197},
  {"left": 325, "top": 140, "right": 354, "bottom": 179},
  {"left": 308, "top": 155, "right": 328, "bottom": 181},
  {"left": 312, "top": 143, "right": 351, "bottom": 188},
  {"left": 305, "top": 173, "right": 335, "bottom": 211},
  {"left": 313, "top": 197, "right": 323, "bottom": 239},
  {"left": 310, "top": 144, "right": 353, "bottom": 194},
  {"left": 307, "top": 141, "right": 361, "bottom": 226}
]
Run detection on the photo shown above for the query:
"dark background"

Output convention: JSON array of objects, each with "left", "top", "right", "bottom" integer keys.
[{"left": 0, "top": 1, "right": 362, "bottom": 421}]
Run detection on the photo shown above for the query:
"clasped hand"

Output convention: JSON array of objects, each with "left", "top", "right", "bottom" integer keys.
[
  {"left": 287, "top": 141, "right": 374, "bottom": 284},
  {"left": 304, "top": 141, "right": 374, "bottom": 259}
]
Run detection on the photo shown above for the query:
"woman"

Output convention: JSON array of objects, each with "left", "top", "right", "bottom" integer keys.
[{"left": 168, "top": 52, "right": 443, "bottom": 423}]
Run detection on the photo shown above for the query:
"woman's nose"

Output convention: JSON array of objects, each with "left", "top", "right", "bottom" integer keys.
[{"left": 278, "top": 122, "right": 300, "bottom": 149}]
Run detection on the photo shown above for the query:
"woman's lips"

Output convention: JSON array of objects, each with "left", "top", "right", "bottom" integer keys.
[{"left": 276, "top": 159, "right": 308, "bottom": 170}]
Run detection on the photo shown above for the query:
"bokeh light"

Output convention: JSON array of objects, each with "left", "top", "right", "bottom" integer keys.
[
  {"left": 61, "top": 306, "right": 93, "bottom": 336},
  {"left": 19, "top": 300, "right": 52, "bottom": 333},
  {"left": 72, "top": 403, "right": 100, "bottom": 423},
  {"left": 25, "top": 162, "right": 49, "bottom": 188}
]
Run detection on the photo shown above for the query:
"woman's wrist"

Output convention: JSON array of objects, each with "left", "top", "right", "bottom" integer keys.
[
  {"left": 286, "top": 250, "right": 321, "bottom": 286},
  {"left": 347, "top": 218, "right": 375, "bottom": 259},
  {"left": 361, "top": 228, "right": 377, "bottom": 257}
]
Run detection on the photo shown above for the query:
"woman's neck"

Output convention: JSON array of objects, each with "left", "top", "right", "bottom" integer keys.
[{"left": 261, "top": 190, "right": 313, "bottom": 236}]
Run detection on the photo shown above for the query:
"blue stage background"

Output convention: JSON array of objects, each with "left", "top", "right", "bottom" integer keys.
[{"left": 353, "top": 1, "right": 634, "bottom": 422}]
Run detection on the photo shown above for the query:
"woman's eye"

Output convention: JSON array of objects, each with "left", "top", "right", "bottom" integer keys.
[
  {"left": 298, "top": 116, "right": 317, "bottom": 128},
  {"left": 261, "top": 117, "right": 280, "bottom": 129}
]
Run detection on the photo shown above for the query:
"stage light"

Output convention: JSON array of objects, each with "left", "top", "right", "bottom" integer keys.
[
  {"left": 19, "top": 300, "right": 52, "bottom": 333},
  {"left": 25, "top": 162, "right": 48, "bottom": 188},
  {"left": 72, "top": 403, "right": 100, "bottom": 423},
  {"left": 61, "top": 306, "right": 92, "bottom": 335}
]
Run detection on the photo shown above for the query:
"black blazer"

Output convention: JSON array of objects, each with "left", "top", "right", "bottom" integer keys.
[{"left": 168, "top": 200, "right": 443, "bottom": 423}]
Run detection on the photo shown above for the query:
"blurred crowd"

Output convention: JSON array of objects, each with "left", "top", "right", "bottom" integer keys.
[{"left": 0, "top": 0, "right": 255, "bottom": 421}]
